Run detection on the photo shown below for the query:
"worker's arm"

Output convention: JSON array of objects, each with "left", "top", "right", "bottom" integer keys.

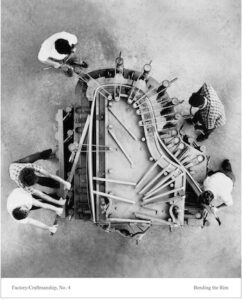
[
  {"left": 25, "top": 217, "right": 58, "bottom": 233},
  {"left": 207, "top": 205, "right": 222, "bottom": 226},
  {"left": 32, "top": 189, "right": 66, "bottom": 206},
  {"left": 192, "top": 111, "right": 202, "bottom": 125},
  {"left": 216, "top": 203, "right": 227, "bottom": 209},
  {"left": 38, "top": 169, "right": 71, "bottom": 190},
  {"left": 44, "top": 58, "right": 62, "bottom": 69}
]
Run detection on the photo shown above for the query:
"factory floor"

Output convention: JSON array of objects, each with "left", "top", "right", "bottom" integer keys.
[{"left": 1, "top": 0, "right": 241, "bottom": 278}]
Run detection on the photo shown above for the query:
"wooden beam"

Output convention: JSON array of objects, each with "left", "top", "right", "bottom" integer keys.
[
  {"left": 145, "top": 169, "right": 178, "bottom": 196},
  {"left": 136, "top": 156, "right": 164, "bottom": 189},
  {"left": 144, "top": 173, "right": 182, "bottom": 198},
  {"left": 134, "top": 212, "right": 172, "bottom": 226},
  {"left": 67, "top": 115, "right": 91, "bottom": 182},
  {"left": 108, "top": 128, "right": 134, "bottom": 167},
  {"left": 139, "top": 165, "right": 170, "bottom": 194},
  {"left": 143, "top": 195, "right": 183, "bottom": 206},
  {"left": 93, "top": 177, "right": 136, "bottom": 186},
  {"left": 108, "top": 108, "right": 138, "bottom": 141},
  {"left": 143, "top": 187, "right": 184, "bottom": 204},
  {"left": 107, "top": 218, "right": 151, "bottom": 224},
  {"left": 93, "top": 190, "right": 135, "bottom": 204}
]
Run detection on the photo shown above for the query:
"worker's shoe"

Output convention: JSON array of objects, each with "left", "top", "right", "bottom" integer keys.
[
  {"left": 40, "top": 149, "right": 52, "bottom": 159},
  {"left": 80, "top": 61, "right": 88, "bottom": 68}
]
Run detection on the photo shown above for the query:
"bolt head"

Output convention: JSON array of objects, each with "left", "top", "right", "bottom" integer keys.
[
  {"left": 65, "top": 106, "right": 72, "bottom": 113},
  {"left": 162, "top": 80, "right": 169, "bottom": 87},
  {"left": 75, "top": 127, "right": 82, "bottom": 134}
]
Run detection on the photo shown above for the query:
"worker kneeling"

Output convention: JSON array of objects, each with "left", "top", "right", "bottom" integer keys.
[{"left": 188, "top": 83, "right": 226, "bottom": 142}]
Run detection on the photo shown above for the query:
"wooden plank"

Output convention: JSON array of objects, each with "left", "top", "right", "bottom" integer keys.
[
  {"left": 136, "top": 156, "right": 164, "bottom": 189},
  {"left": 57, "top": 109, "right": 66, "bottom": 217},
  {"left": 107, "top": 218, "right": 151, "bottom": 224},
  {"left": 108, "top": 128, "right": 134, "bottom": 167},
  {"left": 108, "top": 108, "right": 138, "bottom": 141},
  {"left": 93, "top": 177, "right": 136, "bottom": 186},
  {"left": 93, "top": 190, "right": 135, "bottom": 204},
  {"left": 67, "top": 116, "right": 90, "bottom": 182},
  {"left": 134, "top": 212, "right": 172, "bottom": 226},
  {"left": 143, "top": 187, "right": 184, "bottom": 204}
]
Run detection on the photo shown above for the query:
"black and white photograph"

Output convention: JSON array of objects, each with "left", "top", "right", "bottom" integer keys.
[{"left": 1, "top": 0, "right": 241, "bottom": 298}]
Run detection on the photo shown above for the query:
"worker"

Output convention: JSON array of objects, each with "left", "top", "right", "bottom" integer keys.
[
  {"left": 9, "top": 148, "right": 71, "bottom": 204},
  {"left": 38, "top": 31, "right": 88, "bottom": 76},
  {"left": 199, "top": 159, "right": 235, "bottom": 213},
  {"left": 188, "top": 83, "right": 226, "bottom": 142},
  {"left": 7, "top": 188, "right": 63, "bottom": 233}
]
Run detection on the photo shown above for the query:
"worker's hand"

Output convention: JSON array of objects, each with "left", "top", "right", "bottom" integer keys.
[
  {"left": 64, "top": 182, "right": 71, "bottom": 190},
  {"left": 210, "top": 206, "right": 218, "bottom": 214},
  {"left": 53, "top": 63, "right": 62, "bottom": 69},
  {"left": 56, "top": 207, "right": 64, "bottom": 216},
  {"left": 194, "top": 124, "right": 204, "bottom": 131},
  {"left": 59, "top": 198, "right": 66, "bottom": 206},
  {"left": 48, "top": 225, "right": 58, "bottom": 233},
  {"left": 60, "top": 63, "right": 70, "bottom": 72}
]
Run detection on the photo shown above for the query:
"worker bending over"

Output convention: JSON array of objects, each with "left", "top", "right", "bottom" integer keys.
[
  {"left": 199, "top": 159, "right": 235, "bottom": 213},
  {"left": 7, "top": 188, "right": 63, "bottom": 233},
  {"left": 188, "top": 83, "right": 226, "bottom": 142},
  {"left": 38, "top": 31, "right": 88, "bottom": 76},
  {"left": 9, "top": 148, "right": 71, "bottom": 206}
]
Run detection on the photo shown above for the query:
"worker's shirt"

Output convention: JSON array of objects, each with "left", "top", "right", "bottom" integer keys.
[
  {"left": 7, "top": 188, "right": 33, "bottom": 223},
  {"left": 197, "top": 83, "right": 226, "bottom": 130},
  {"left": 9, "top": 163, "right": 44, "bottom": 194},
  {"left": 203, "top": 172, "right": 233, "bottom": 207},
  {"left": 38, "top": 32, "right": 77, "bottom": 64}
]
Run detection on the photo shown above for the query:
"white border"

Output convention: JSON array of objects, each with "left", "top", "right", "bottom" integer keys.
[{"left": 1, "top": 278, "right": 241, "bottom": 298}]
